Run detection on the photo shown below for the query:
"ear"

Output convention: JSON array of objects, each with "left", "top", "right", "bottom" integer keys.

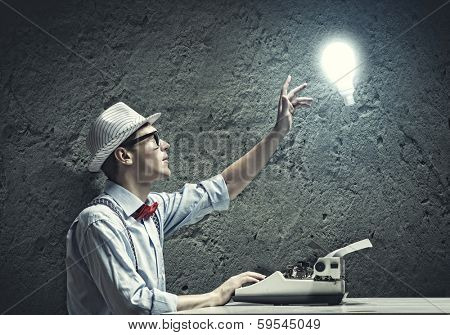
[{"left": 114, "top": 147, "right": 134, "bottom": 166}]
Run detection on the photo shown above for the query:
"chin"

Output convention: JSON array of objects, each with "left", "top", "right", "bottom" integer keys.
[
  {"left": 157, "top": 167, "right": 171, "bottom": 180},
  {"left": 161, "top": 170, "right": 171, "bottom": 179},
  {"left": 138, "top": 167, "right": 171, "bottom": 183}
]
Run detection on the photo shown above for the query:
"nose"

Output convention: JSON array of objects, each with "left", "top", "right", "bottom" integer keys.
[{"left": 161, "top": 139, "right": 170, "bottom": 150}]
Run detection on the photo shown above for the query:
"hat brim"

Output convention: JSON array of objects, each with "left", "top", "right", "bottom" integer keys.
[{"left": 87, "top": 113, "right": 161, "bottom": 173}]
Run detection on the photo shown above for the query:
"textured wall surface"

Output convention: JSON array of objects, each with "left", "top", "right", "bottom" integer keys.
[{"left": 0, "top": 0, "right": 448, "bottom": 314}]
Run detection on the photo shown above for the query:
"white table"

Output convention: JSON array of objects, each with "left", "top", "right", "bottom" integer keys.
[{"left": 171, "top": 298, "right": 450, "bottom": 314}]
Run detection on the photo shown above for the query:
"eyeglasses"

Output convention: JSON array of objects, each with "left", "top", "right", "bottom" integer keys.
[{"left": 123, "top": 131, "right": 160, "bottom": 147}]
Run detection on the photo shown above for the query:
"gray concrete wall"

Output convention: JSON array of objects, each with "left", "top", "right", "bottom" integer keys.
[{"left": 0, "top": 0, "right": 448, "bottom": 314}]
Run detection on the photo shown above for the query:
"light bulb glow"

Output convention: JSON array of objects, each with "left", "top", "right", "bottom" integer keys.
[{"left": 321, "top": 41, "right": 357, "bottom": 105}]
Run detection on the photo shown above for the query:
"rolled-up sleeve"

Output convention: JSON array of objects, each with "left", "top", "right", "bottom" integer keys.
[
  {"left": 151, "top": 174, "right": 230, "bottom": 237},
  {"left": 78, "top": 218, "right": 178, "bottom": 314}
]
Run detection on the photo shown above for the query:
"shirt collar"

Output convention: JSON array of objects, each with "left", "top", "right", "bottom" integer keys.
[{"left": 104, "top": 180, "right": 144, "bottom": 218}]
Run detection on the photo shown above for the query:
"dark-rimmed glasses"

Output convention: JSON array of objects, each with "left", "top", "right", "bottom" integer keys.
[{"left": 123, "top": 131, "right": 160, "bottom": 147}]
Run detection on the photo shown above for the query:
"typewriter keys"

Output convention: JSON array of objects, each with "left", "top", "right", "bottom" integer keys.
[{"left": 283, "top": 261, "right": 314, "bottom": 279}]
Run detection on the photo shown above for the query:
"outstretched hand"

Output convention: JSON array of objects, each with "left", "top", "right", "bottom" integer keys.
[
  {"left": 211, "top": 271, "right": 266, "bottom": 306},
  {"left": 274, "top": 75, "right": 313, "bottom": 136}
]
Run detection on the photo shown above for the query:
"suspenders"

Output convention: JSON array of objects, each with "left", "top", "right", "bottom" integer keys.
[{"left": 86, "top": 197, "right": 161, "bottom": 273}]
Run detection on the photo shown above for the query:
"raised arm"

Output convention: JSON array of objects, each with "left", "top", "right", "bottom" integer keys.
[{"left": 221, "top": 75, "right": 312, "bottom": 200}]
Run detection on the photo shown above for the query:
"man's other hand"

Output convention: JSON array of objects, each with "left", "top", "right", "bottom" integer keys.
[{"left": 211, "top": 271, "right": 266, "bottom": 306}]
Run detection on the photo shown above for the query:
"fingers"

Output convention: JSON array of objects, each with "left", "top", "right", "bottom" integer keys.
[
  {"left": 281, "top": 75, "right": 291, "bottom": 97},
  {"left": 293, "top": 102, "right": 312, "bottom": 108},
  {"left": 281, "top": 95, "right": 296, "bottom": 115},
  {"left": 288, "top": 83, "right": 307, "bottom": 99},
  {"left": 242, "top": 271, "right": 266, "bottom": 280},
  {"left": 236, "top": 271, "right": 266, "bottom": 287},
  {"left": 239, "top": 276, "right": 260, "bottom": 286},
  {"left": 282, "top": 95, "right": 290, "bottom": 111},
  {"left": 292, "top": 97, "right": 313, "bottom": 107}
]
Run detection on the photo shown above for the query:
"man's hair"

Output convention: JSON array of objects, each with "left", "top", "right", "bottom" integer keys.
[
  {"left": 99, "top": 122, "right": 151, "bottom": 181},
  {"left": 101, "top": 153, "right": 119, "bottom": 181}
]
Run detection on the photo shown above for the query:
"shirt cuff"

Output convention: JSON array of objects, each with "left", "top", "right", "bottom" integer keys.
[
  {"left": 152, "top": 289, "right": 178, "bottom": 315},
  {"left": 200, "top": 174, "right": 230, "bottom": 211}
]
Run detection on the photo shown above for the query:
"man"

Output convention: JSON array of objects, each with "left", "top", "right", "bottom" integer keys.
[{"left": 66, "top": 75, "right": 312, "bottom": 314}]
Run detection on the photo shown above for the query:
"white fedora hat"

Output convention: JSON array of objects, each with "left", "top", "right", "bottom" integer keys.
[{"left": 87, "top": 102, "right": 161, "bottom": 172}]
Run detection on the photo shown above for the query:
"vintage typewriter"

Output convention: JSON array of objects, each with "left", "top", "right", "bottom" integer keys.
[{"left": 234, "top": 239, "right": 372, "bottom": 305}]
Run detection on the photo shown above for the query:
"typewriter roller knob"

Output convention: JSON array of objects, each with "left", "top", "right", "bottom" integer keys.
[{"left": 315, "top": 261, "right": 325, "bottom": 272}]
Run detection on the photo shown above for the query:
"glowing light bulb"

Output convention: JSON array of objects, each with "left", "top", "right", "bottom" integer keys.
[{"left": 321, "top": 41, "right": 357, "bottom": 106}]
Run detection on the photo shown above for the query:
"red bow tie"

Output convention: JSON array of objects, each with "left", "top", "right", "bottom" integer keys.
[{"left": 132, "top": 202, "right": 158, "bottom": 221}]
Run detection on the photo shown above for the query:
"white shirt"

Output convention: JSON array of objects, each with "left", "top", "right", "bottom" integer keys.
[{"left": 66, "top": 174, "right": 230, "bottom": 314}]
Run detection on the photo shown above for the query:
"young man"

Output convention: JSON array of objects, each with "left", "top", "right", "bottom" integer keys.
[{"left": 66, "top": 75, "right": 312, "bottom": 314}]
